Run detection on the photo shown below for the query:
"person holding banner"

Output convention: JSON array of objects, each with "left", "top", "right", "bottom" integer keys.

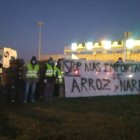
[
  {"left": 54, "top": 59, "right": 64, "bottom": 97},
  {"left": 112, "top": 57, "right": 123, "bottom": 70},
  {"left": 117, "top": 57, "right": 123, "bottom": 63}
]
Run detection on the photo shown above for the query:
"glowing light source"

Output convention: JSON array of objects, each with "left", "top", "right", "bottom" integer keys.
[
  {"left": 74, "top": 69, "right": 79, "bottom": 74},
  {"left": 102, "top": 40, "right": 111, "bottom": 50},
  {"left": 96, "top": 71, "right": 99, "bottom": 75},
  {"left": 127, "top": 74, "right": 134, "bottom": 78},
  {"left": 85, "top": 42, "right": 93, "bottom": 50},
  {"left": 71, "top": 43, "right": 77, "bottom": 51},
  {"left": 125, "top": 39, "right": 135, "bottom": 49}
]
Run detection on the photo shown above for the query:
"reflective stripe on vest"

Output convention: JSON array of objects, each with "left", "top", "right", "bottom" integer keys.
[
  {"left": 26, "top": 63, "right": 39, "bottom": 78},
  {"left": 54, "top": 66, "right": 63, "bottom": 83},
  {"left": 45, "top": 63, "right": 54, "bottom": 77},
  {"left": 58, "top": 75, "right": 63, "bottom": 83}
]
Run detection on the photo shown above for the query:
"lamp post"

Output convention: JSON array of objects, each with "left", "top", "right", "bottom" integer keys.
[{"left": 37, "top": 21, "right": 44, "bottom": 61}]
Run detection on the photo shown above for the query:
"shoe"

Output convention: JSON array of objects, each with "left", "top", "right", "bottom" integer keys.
[
  {"left": 23, "top": 100, "right": 27, "bottom": 103},
  {"left": 31, "top": 100, "right": 35, "bottom": 103},
  {"left": 11, "top": 99, "right": 15, "bottom": 102}
]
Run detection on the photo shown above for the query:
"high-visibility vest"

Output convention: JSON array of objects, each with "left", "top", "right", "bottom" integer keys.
[
  {"left": 26, "top": 63, "right": 39, "bottom": 78},
  {"left": 54, "top": 66, "right": 64, "bottom": 84},
  {"left": 45, "top": 63, "right": 54, "bottom": 77}
]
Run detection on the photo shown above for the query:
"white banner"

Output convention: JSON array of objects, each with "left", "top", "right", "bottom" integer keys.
[{"left": 64, "top": 59, "right": 140, "bottom": 97}]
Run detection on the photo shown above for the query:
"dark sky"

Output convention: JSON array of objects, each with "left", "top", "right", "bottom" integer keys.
[{"left": 0, "top": 0, "right": 140, "bottom": 60}]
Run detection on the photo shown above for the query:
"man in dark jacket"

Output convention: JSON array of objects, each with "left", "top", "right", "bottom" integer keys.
[
  {"left": 43, "top": 57, "right": 55, "bottom": 100},
  {"left": 23, "top": 56, "right": 40, "bottom": 103},
  {"left": 54, "top": 59, "right": 64, "bottom": 97}
]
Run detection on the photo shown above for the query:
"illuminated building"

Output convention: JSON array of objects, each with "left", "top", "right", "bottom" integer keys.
[
  {"left": 64, "top": 39, "right": 140, "bottom": 62},
  {"left": 41, "top": 32, "right": 140, "bottom": 62}
]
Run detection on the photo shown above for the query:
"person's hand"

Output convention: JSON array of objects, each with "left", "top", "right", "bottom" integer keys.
[{"left": 44, "top": 79, "right": 47, "bottom": 83}]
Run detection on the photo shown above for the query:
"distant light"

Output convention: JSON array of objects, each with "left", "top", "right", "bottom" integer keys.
[
  {"left": 85, "top": 42, "right": 93, "bottom": 50},
  {"left": 102, "top": 40, "right": 111, "bottom": 50},
  {"left": 127, "top": 74, "right": 134, "bottom": 78},
  {"left": 73, "top": 69, "right": 79, "bottom": 75},
  {"left": 71, "top": 43, "right": 77, "bottom": 51},
  {"left": 37, "top": 21, "right": 44, "bottom": 26},
  {"left": 106, "top": 72, "right": 110, "bottom": 75},
  {"left": 96, "top": 71, "right": 99, "bottom": 75},
  {"left": 74, "top": 70, "right": 79, "bottom": 74},
  {"left": 126, "top": 39, "right": 135, "bottom": 49}
]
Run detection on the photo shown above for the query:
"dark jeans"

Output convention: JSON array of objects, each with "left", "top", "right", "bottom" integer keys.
[
  {"left": 24, "top": 82, "right": 37, "bottom": 102},
  {"left": 44, "top": 82, "right": 55, "bottom": 100}
]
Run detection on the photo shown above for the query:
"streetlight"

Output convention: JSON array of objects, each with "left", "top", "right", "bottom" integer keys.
[
  {"left": 37, "top": 21, "right": 44, "bottom": 61},
  {"left": 85, "top": 42, "right": 93, "bottom": 50},
  {"left": 101, "top": 40, "right": 111, "bottom": 50},
  {"left": 71, "top": 43, "right": 77, "bottom": 51},
  {"left": 126, "top": 39, "right": 135, "bottom": 49}
]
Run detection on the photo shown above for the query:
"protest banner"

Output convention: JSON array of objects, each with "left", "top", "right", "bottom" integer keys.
[{"left": 64, "top": 59, "right": 140, "bottom": 97}]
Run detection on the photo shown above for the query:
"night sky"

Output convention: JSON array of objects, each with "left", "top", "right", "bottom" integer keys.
[{"left": 0, "top": 0, "right": 140, "bottom": 61}]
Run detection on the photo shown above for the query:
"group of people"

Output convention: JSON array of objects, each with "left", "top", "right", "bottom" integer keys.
[
  {"left": 22, "top": 56, "right": 124, "bottom": 103},
  {"left": 23, "top": 56, "right": 64, "bottom": 103}
]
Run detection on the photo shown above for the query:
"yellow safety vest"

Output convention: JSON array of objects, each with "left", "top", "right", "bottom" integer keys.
[
  {"left": 45, "top": 63, "right": 54, "bottom": 77},
  {"left": 54, "top": 66, "right": 64, "bottom": 84},
  {"left": 26, "top": 63, "right": 39, "bottom": 78}
]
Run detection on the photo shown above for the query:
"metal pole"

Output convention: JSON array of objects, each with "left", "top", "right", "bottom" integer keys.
[
  {"left": 39, "top": 24, "right": 41, "bottom": 61},
  {"left": 124, "top": 37, "right": 127, "bottom": 62},
  {"left": 124, "top": 32, "right": 131, "bottom": 62},
  {"left": 37, "top": 21, "right": 44, "bottom": 61}
]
